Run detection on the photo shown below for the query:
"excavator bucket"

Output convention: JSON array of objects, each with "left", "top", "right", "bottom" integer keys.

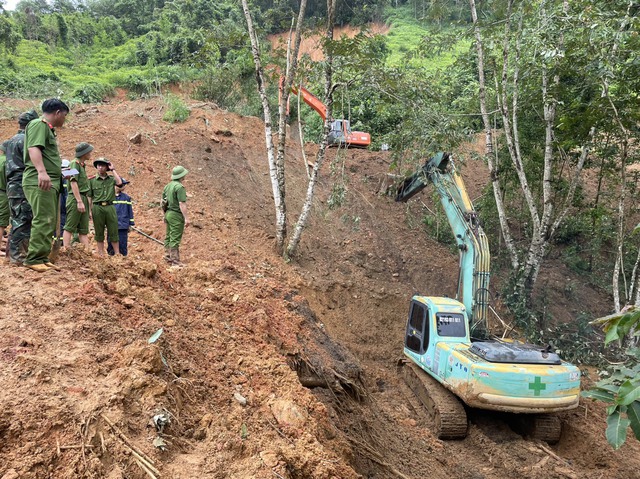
[{"left": 395, "top": 152, "right": 449, "bottom": 202}]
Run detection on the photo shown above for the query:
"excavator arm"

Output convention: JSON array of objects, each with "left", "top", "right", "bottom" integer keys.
[{"left": 397, "top": 152, "right": 490, "bottom": 335}]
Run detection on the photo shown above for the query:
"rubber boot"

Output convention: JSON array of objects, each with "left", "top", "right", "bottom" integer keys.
[
  {"left": 164, "top": 247, "right": 171, "bottom": 263},
  {"left": 170, "top": 248, "right": 183, "bottom": 267}
]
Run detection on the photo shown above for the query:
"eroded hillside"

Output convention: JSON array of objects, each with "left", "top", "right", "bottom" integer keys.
[{"left": 0, "top": 97, "right": 637, "bottom": 479}]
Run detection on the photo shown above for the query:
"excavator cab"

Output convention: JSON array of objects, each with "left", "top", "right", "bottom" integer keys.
[{"left": 328, "top": 119, "right": 350, "bottom": 145}]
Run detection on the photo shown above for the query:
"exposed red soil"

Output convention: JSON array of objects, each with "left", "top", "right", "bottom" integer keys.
[
  {"left": 0, "top": 97, "right": 637, "bottom": 479},
  {"left": 269, "top": 23, "right": 390, "bottom": 62}
]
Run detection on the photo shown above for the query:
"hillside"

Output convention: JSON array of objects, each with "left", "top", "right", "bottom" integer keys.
[{"left": 0, "top": 97, "right": 638, "bottom": 479}]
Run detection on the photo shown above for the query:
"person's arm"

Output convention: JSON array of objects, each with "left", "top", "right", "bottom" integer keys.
[
  {"left": 70, "top": 180, "right": 85, "bottom": 213},
  {"left": 179, "top": 201, "right": 190, "bottom": 227},
  {"left": 109, "top": 162, "right": 122, "bottom": 186},
  {"left": 28, "top": 146, "right": 51, "bottom": 191}
]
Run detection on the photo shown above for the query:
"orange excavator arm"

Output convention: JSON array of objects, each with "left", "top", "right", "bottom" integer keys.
[{"left": 290, "top": 84, "right": 327, "bottom": 121}]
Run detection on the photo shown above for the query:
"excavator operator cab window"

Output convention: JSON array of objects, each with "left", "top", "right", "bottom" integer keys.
[
  {"left": 436, "top": 313, "right": 466, "bottom": 338},
  {"left": 405, "top": 302, "right": 429, "bottom": 354}
]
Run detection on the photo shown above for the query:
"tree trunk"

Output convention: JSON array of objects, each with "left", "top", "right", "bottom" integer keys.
[
  {"left": 241, "top": 0, "right": 286, "bottom": 252},
  {"left": 286, "top": 0, "right": 336, "bottom": 259},
  {"left": 469, "top": 0, "right": 519, "bottom": 271}
]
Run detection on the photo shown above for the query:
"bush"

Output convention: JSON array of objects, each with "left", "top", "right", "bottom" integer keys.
[
  {"left": 162, "top": 94, "right": 190, "bottom": 123},
  {"left": 71, "top": 82, "right": 114, "bottom": 103}
]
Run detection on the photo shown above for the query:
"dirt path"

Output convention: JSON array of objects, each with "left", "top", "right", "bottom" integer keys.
[{"left": 0, "top": 98, "right": 637, "bottom": 479}]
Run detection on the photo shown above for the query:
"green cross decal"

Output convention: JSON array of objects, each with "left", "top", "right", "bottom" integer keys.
[{"left": 529, "top": 376, "right": 546, "bottom": 396}]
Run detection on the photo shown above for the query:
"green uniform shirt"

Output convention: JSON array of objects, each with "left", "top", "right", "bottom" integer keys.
[
  {"left": 0, "top": 155, "right": 6, "bottom": 192},
  {"left": 163, "top": 180, "right": 187, "bottom": 214},
  {"left": 67, "top": 159, "right": 90, "bottom": 194},
  {"left": 88, "top": 175, "right": 117, "bottom": 203},
  {"left": 22, "top": 118, "right": 62, "bottom": 192}
]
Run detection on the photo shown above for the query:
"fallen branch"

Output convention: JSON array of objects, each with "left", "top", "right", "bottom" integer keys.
[
  {"left": 346, "top": 436, "right": 412, "bottom": 479},
  {"left": 135, "top": 457, "right": 158, "bottom": 479},
  {"left": 101, "top": 414, "right": 160, "bottom": 476}
]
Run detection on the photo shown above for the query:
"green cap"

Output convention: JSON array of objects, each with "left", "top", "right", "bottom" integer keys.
[
  {"left": 171, "top": 165, "right": 189, "bottom": 180},
  {"left": 93, "top": 157, "right": 109, "bottom": 168},
  {"left": 75, "top": 142, "right": 94, "bottom": 158}
]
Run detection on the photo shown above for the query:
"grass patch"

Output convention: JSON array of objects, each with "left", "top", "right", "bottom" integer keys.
[
  {"left": 383, "top": 5, "right": 470, "bottom": 70},
  {"left": 163, "top": 94, "right": 190, "bottom": 123}
]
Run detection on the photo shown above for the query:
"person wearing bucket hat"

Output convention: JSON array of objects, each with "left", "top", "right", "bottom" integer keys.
[
  {"left": 161, "top": 165, "right": 190, "bottom": 265},
  {"left": 88, "top": 157, "right": 123, "bottom": 256},
  {"left": 107, "top": 178, "right": 135, "bottom": 256},
  {"left": 22, "top": 98, "right": 70, "bottom": 272},
  {"left": 3, "top": 109, "right": 39, "bottom": 265},
  {"left": 62, "top": 142, "right": 94, "bottom": 249}
]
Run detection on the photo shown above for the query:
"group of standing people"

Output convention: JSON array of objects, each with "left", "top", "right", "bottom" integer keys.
[{"left": 0, "top": 98, "right": 191, "bottom": 272}]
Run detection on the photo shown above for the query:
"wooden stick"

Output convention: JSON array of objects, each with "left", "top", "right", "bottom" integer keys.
[
  {"left": 536, "top": 443, "right": 572, "bottom": 468},
  {"left": 101, "top": 414, "right": 156, "bottom": 466},
  {"left": 60, "top": 444, "right": 95, "bottom": 450},
  {"left": 135, "top": 458, "right": 158, "bottom": 479},
  {"left": 56, "top": 439, "right": 61, "bottom": 456},
  {"left": 127, "top": 446, "right": 161, "bottom": 477}
]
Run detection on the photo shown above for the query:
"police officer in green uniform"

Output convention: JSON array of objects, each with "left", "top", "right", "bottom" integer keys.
[
  {"left": 22, "top": 99, "right": 69, "bottom": 272},
  {"left": 162, "top": 165, "right": 190, "bottom": 265},
  {"left": 63, "top": 142, "right": 93, "bottom": 249},
  {"left": 88, "top": 157, "right": 123, "bottom": 256},
  {"left": 0, "top": 144, "right": 9, "bottom": 246}
]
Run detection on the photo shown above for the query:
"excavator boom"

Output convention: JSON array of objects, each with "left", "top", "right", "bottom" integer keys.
[{"left": 397, "top": 152, "right": 490, "bottom": 334}]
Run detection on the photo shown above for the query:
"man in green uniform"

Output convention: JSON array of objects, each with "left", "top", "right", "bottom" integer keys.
[
  {"left": 162, "top": 165, "right": 190, "bottom": 265},
  {"left": 4, "top": 110, "right": 39, "bottom": 265},
  {"left": 88, "top": 157, "right": 123, "bottom": 256},
  {"left": 63, "top": 142, "right": 93, "bottom": 249},
  {"left": 0, "top": 144, "right": 9, "bottom": 251},
  {"left": 22, "top": 99, "right": 69, "bottom": 272}
]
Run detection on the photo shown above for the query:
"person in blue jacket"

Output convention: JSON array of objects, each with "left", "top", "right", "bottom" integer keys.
[{"left": 107, "top": 178, "right": 135, "bottom": 256}]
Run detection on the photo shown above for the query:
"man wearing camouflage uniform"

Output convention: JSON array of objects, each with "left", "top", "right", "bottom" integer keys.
[
  {"left": 0, "top": 144, "right": 8, "bottom": 252},
  {"left": 3, "top": 110, "right": 39, "bottom": 265}
]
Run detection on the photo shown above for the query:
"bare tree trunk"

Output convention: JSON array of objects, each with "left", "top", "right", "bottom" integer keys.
[
  {"left": 286, "top": 0, "right": 336, "bottom": 259},
  {"left": 274, "top": 0, "right": 309, "bottom": 250},
  {"left": 242, "top": 0, "right": 307, "bottom": 255},
  {"left": 469, "top": 0, "right": 519, "bottom": 270},
  {"left": 241, "top": 0, "right": 286, "bottom": 251}
]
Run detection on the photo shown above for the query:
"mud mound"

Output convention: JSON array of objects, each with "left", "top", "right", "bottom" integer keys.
[{"left": 0, "top": 97, "right": 638, "bottom": 478}]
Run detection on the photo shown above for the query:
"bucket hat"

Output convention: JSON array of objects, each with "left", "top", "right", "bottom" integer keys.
[
  {"left": 93, "top": 157, "right": 110, "bottom": 168},
  {"left": 75, "top": 142, "right": 94, "bottom": 158},
  {"left": 171, "top": 165, "right": 188, "bottom": 180}
]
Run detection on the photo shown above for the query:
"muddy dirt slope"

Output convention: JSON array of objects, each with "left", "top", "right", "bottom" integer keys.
[{"left": 0, "top": 97, "right": 637, "bottom": 479}]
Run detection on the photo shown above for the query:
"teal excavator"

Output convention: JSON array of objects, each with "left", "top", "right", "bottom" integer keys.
[{"left": 396, "top": 152, "right": 580, "bottom": 442}]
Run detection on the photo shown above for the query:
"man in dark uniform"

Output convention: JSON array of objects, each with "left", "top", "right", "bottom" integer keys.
[
  {"left": 3, "top": 110, "right": 40, "bottom": 265},
  {"left": 63, "top": 142, "right": 93, "bottom": 249},
  {"left": 22, "top": 99, "right": 69, "bottom": 272},
  {"left": 162, "top": 165, "right": 190, "bottom": 265},
  {"left": 88, "top": 157, "right": 123, "bottom": 256},
  {"left": 107, "top": 178, "right": 135, "bottom": 256}
]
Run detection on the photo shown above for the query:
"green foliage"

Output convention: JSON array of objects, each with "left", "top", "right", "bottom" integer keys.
[
  {"left": 582, "top": 309, "right": 640, "bottom": 449},
  {"left": 162, "top": 94, "right": 190, "bottom": 123}
]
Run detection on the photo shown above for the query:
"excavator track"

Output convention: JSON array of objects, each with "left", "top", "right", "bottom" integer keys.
[
  {"left": 402, "top": 362, "right": 468, "bottom": 439},
  {"left": 525, "top": 414, "right": 562, "bottom": 444}
]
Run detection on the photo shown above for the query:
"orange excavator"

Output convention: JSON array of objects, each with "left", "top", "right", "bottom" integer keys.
[{"left": 284, "top": 79, "right": 371, "bottom": 148}]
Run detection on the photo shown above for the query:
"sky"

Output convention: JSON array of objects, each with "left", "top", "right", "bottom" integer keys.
[{"left": 3, "top": 0, "right": 19, "bottom": 11}]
